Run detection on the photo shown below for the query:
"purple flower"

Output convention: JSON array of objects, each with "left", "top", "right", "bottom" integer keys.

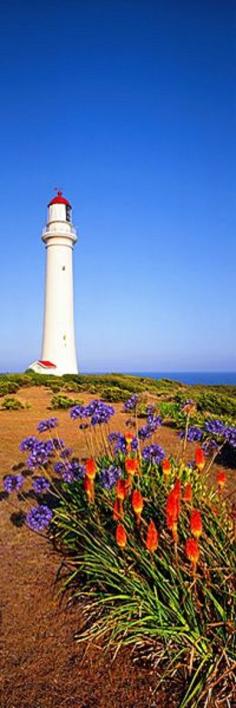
[
  {"left": 27, "top": 440, "right": 54, "bottom": 469},
  {"left": 205, "top": 420, "right": 226, "bottom": 436},
  {"left": 3, "top": 474, "right": 24, "bottom": 493},
  {"left": 138, "top": 415, "right": 162, "bottom": 440},
  {"left": 70, "top": 404, "right": 85, "bottom": 419},
  {"left": 99, "top": 465, "right": 122, "bottom": 489},
  {"left": 54, "top": 461, "right": 66, "bottom": 474},
  {"left": 202, "top": 439, "right": 219, "bottom": 455},
  {"left": 52, "top": 437, "right": 65, "bottom": 450},
  {"left": 142, "top": 443, "right": 165, "bottom": 465},
  {"left": 54, "top": 459, "right": 85, "bottom": 482},
  {"left": 19, "top": 436, "right": 38, "bottom": 452},
  {"left": 224, "top": 426, "right": 236, "bottom": 448},
  {"left": 32, "top": 476, "right": 50, "bottom": 494},
  {"left": 179, "top": 426, "right": 203, "bottom": 442},
  {"left": 60, "top": 447, "right": 72, "bottom": 459},
  {"left": 108, "top": 431, "right": 138, "bottom": 454},
  {"left": 26, "top": 504, "right": 53, "bottom": 531},
  {"left": 37, "top": 418, "right": 58, "bottom": 433},
  {"left": 123, "top": 394, "right": 139, "bottom": 412}
]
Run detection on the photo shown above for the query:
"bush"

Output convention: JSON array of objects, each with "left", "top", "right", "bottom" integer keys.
[
  {"left": 99, "top": 387, "right": 132, "bottom": 402},
  {"left": 1, "top": 396, "right": 24, "bottom": 410},
  {"left": 50, "top": 394, "right": 84, "bottom": 410}
]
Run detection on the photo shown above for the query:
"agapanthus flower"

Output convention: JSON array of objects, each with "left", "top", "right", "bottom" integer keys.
[
  {"left": 108, "top": 432, "right": 138, "bottom": 453},
  {"left": 202, "top": 439, "right": 219, "bottom": 455},
  {"left": 32, "top": 476, "right": 50, "bottom": 494},
  {"left": 3, "top": 474, "right": 24, "bottom": 493},
  {"left": 142, "top": 443, "right": 165, "bottom": 465},
  {"left": 52, "top": 437, "right": 65, "bottom": 450},
  {"left": 179, "top": 426, "right": 203, "bottom": 442},
  {"left": 99, "top": 465, "right": 121, "bottom": 490},
  {"left": 27, "top": 441, "right": 54, "bottom": 469},
  {"left": 205, "top": 419, "right": 226, "bottom": 436},
  {"left": 70, "top": 404, "right": 85, "bottom": 419},
  {"left": 145, "top": 520, "right": 159, "bottom": 553},
  {"left": 54, "top": 461, "right": 66, "bottom": 475},
  {"left": 37, "top": 418, "right": 58, "bottom": 433},
  {"left": 185, "top": 538, "right": 199, "bottom": 567},
  {"left": 26, "top": 504, "right": 53, "bottom": 531},
  {"left": 116, "top": 523, "right": 127, "bottom": 549},
  {"left": 60, "top": 447, "right": 72, "bottom": 459},
  {"left": 138, "top": 415, "right": 162, "bottom": 440},
  {"left": 190, "top": 509, "right": 202, "bottom": 538},
  {"left": 19, "top": 436, "right": 38, "bottom": 452},
  {"left": 123, "top": 394, "right": 138, "bottom": 412}
]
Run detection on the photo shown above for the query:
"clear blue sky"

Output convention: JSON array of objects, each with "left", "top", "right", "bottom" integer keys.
[{"left": 0, "top": 0, "right": 235, "bottom": 373}]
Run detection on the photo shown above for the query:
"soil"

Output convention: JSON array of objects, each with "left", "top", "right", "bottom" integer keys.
[{"left": 0, "top": 386, "right": 235, "bottom": 708}]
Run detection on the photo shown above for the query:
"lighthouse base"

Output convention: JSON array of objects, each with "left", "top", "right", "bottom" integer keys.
[{"left": 28, "top": 360, "right": 59, "bottom": 376}]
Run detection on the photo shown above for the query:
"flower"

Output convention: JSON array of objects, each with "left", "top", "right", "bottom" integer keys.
[
  {"left": 195, "top": 447, "right": 205, "bottom": 471},
  {"left": 70, "top": 404, "right": 85, "bottom": 419},
  {"left": 138, "top": 415, "right": 162, "bottom": 440},
  {"left": 26, "top": 504, "right": 53, "bottom": 531},
  {"left": 145, "top": 520, "right": 159, "bottom": 553},
  {"left": 37, "top": 418, "right": 58, "bottom": 433},
  {"left": 108, "top": 432, "right": 138, "bottom": 453},
  {"left": 32, "top": 476, "right": 50, "bottom": 494},
  {"left": 216, "top": 470, "right": 227, "bottom": 489},
  {"left": 142, "top": 443, "right": 165, "bottom": 465},
  {"left": 85, "top": 458, "right": 96, "bottom": 480},
  {"left": 166, "top": 484, "right": 181, "bottom": 540},
  {"left": 3, "top": 474, "right": 24, "bottom": 493},
  {"left": 113, "top": 498, "right": 123, "bottom": 521},
  {"left": 116, "top": 523, "right": 127, "bottom": 549},
  {"left": 183, "top": 483, "right": 192, "bottom": 503},
  {"left": 131, "top": 489, "right": 144, "bottom": 518},
  {"left": 116, "top": 479, "right": 126, "bottom": 500},
  {"left": 162, "top": 459, "right": 171, "bottom": 475},
  {"left": 125, "top": 431, "right": 135, "bottom": 445},
  {"left": 190, "top": 510, "right": 202, "bottom": 538},
  {"left": 19, "top": 436, "right": 38, "bottom": 451},
  {"left": 83, "top": 476, "right": 94, "bottom": 502},
  {"left": 185, "top": 538, "right": 200, "bottom": 567},
  {"left": 123, "top": 394, "right": 138, "bottom": 412},
  {"left": 125, "top": 457, "right": 138, "bottom": 475},
  {"left": 27, "top": 440, "right": 54, "bottom": 469},
  {"left": 99, "top": 465, "right": 121, "bottom": 490},
  {"left": 179, "top": 426, "right": 203, "bottom": 442}
]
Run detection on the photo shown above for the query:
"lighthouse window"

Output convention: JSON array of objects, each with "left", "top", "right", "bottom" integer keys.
[
  {"left": 62, "top": 266, "right": 65, "bottom": 271},
  {"left": 66, "top": 205, "right": 71, "bottom": 222}
]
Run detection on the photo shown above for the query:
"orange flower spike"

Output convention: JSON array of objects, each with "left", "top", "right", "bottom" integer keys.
[
  {"left": 195, "top": 447, "right": 205, "bottom": 471},
  {"left": 83, "top": 476, "right": 94, "bottom": 502},
  {"left": 216, "top": 470, "right": 227, "bottom": 489},
  {"left": 166, "top": 489, "right": 179, "bottom": 522},
  {"left": 125, "top": 432, "right": 135, "bottom": 446},
  {"left": 162, "top": 459, "right": 171, "bottom": 476},
  {"left": 131, "top": 489, "right": 144, "bottom": 523},
  {"left": 113, "top": 498, "right": 123, "bottom": 521},
  {"left": 116, "top": 523, "right": 127, "bottom": 549},
  {"left": 190, "top": 509, "right": 203, "bottom": 538},
  {"left": 146, "top": 520, "right": 159, "bottom": 553},
  {"left": 85, "top": 457, "right": 97, "bottom": 480},
  {"left": 185, "top": 537, "right": 200, "bottom": 568},
  {"left": 125, "top": 457, "right": 138, "bottom": 476},
  {"left": 183, "top": 483, "right": 192, "bottom": 503},
  {"left": 116, "top": 479, "right": 126, "bottom": 501}
]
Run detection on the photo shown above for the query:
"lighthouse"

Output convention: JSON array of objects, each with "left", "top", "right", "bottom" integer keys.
[{"left": 29, "top": 191, "right": 78, "bottom": 376}]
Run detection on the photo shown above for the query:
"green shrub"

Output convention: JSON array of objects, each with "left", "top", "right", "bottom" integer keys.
[
  {"left": 100, "top": 387, "right": 132, "bottom": 402},
  {"left": 50, "top": 394, "right": 84, "bottom": 410},
  {"left": 1, "top": 396, "right": 24, "bottom": 410}
]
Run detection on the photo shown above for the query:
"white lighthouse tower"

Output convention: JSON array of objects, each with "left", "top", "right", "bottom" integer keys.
[{"left": 29, "top": 191, "right": 78, "bottom": 376}]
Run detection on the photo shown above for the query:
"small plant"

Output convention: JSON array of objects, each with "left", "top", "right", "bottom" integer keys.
[
  {"left": 50, "top": 394, "right": 84, "bottom": 410},
  {"left": 1, "top": 396, "right": 24, "bottom": 410}
]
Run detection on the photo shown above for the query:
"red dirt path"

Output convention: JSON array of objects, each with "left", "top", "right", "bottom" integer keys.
[{"left": 0, "top": 387, "right": 234, "bottom": 707}]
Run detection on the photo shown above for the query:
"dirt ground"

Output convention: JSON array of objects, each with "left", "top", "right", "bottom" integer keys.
[{"left": 0, "top": 386, "right": 235, "bottom": 708}]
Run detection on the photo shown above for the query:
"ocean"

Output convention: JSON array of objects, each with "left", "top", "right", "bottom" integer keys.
[{"left": 127, "top": 372, "right": 236, "bottom": 386}]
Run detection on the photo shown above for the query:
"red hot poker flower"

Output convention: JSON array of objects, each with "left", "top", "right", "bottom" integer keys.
[
  {"left": 195, "top": 447, "right": 205, "bottom": 471},
  {"left": 116, "top": 523, "right": 127, "bottom": 549},
  {"left": 116, "top": 479, "right": 126, "bottom": 500},
  {"left": 83, "top": 476, "right": 94, "bottom": 502},
  {"left": 125, "top": 458, "right": 138, "bottom": 476},
  {"left": 146, "top": 520, "right": 159, "bottom": 553},
  {"left": 125, "top": 432, "right": 135, "bottom": 445},
  {"left": 162, "top": 459, "right": 171, "bottom": 476},
  {"left": 183, "top": 483, "right": 192, "bottom": 503},
  {"left": 85, "top": 458, "right": 96, "bottom": 480},
  {"left": 190, "top": 509, "right": 202, "bottom": 538},
  {"left": 216, "top": 470, "right": 227, "bottom": 489},
  {"left": 185, "top": 538, "right": 200, "bottom": 567},
  {"left": 131, "top": 489, "right": 144, "bottom": 517},
  {"left": 113, "top": 498, "right": 123, "bottom": 521}
]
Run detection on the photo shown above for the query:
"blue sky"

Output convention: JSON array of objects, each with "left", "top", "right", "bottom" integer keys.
[{"left": 0, "top": 0, "right": 235, "bottom": 373}]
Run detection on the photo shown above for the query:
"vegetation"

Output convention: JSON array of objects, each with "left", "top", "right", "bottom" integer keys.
[
  {"left": 1, "top": 396, "right": 25, "bottom": 410},
  {"left": 5, "top": 395, "right": 235, "bottom": 706},
  {"left": 50, "top": 394, "right": 84, "bottom": 410}
]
